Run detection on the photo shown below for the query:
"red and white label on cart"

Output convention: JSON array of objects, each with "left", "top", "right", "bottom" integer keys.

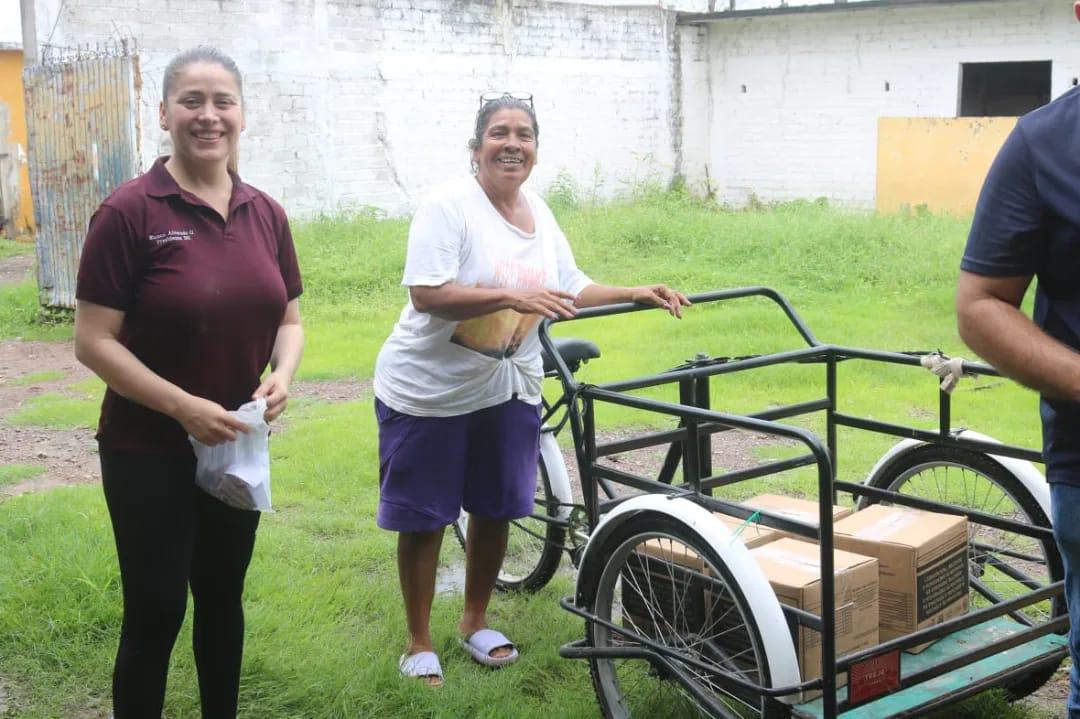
[{"left": 848, "top": 650, "right": 900, "bottom": 707}]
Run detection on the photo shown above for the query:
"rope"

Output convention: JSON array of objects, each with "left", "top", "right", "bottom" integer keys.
[{"left": 729, "top": 510, "right": 761, "bottom": 545}]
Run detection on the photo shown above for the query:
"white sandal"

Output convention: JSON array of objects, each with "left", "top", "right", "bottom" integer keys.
[{"left": 399, "top": 650, "right": 444, "bottom": 686}]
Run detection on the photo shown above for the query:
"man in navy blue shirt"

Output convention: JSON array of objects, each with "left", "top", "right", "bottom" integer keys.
[{"left": 958, "top": 83, "right": 1080, "bottom": 717}]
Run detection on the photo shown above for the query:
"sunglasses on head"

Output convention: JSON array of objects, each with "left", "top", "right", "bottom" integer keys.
[{"left": 479, "top": 91, "right": 534, "bottom": 108}]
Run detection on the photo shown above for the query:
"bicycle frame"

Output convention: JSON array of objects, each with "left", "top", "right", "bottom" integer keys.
[
  {"left": 538, "top": 365, "right": 621, "bottom": 538},
  {"left": 538, "top": 286, "right": 1065, "bottom": 718}
]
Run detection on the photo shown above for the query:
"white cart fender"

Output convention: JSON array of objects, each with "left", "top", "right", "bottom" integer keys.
[
  {"left": 539, "top": 430, "right": 573, "bottom": 520},
  {"left": 576, "top": 494, "right": 802, "bottom": 698},
  {"left": 865, "top": 429, "right": 1050, "bottom": 521}
]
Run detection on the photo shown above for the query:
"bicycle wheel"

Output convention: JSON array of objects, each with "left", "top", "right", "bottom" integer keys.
[
  {"left": 861, "top": 444, "right": 1065, "bottom": 699},
  {"left": 453, "top": 451, "right": 566, "bottom": 593},
  {"left": 580, "top": 513, "right": 773, "bottom": 718}
]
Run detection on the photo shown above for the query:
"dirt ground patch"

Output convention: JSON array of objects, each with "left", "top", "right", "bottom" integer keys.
[
  {"left": 291, "top": 377, "right": 372, "bottom": 404},
  {"left": 0, "top": 253, "right": 33, "bottom": 286},
  {"left": 1018, "top": 663, "right": 1070, "bottom": 716},
  {"left": 596, "top": 426, "right": 796, "bottom": 479},
  {"left": 0, "top": 425, "right": 99, "bottom": 497},
  {"left": 0, "top": 337, "right": 368, "bottom": 499},
  {"left": 0, "top": 339, "right": 94, "bottom": 415},
  {"left": 0, "top": 339, "right": 100, "bottom": 497},
  {"left": 556, "top": 425, "right": 799, "bottom": 505}
]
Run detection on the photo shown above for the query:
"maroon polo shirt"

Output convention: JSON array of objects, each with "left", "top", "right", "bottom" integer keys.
[{"left": 76, "top": 156, "right": 303, "bottom": 456}]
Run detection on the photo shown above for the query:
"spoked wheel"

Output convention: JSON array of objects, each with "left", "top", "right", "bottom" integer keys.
[
  {"left": 453, "top": 451, "right": 566, "bottom": 593},
  {"left": 579, "top": 514, "right": 774, "bottom": 718},
  {"left": 860, "top": 445, "right": 1065, "bottom": 699}
]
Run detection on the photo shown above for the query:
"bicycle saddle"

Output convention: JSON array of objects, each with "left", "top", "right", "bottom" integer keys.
[{"left": 543, "top": 337, "right": 601, "bottom": 374}]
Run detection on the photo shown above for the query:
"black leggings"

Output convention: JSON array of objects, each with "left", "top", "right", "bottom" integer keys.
[{"left": 100, "top": 449, "right": 261, "bottom": 719}]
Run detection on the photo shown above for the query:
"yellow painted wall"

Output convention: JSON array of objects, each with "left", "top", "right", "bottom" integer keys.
[
  {"left": 876, "top": 117, "right": 1018, "bottom": 217},
  {"left": 0, "top": 49, "right": 34, "bottom": 235}
]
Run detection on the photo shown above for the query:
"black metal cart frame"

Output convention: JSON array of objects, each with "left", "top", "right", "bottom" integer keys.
[{"left": 538, "top": 286, "right": 1065, "bottom": 718}]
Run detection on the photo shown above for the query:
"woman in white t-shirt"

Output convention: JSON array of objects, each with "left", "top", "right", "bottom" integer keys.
[{"left": 374, "top": 92, "right": 689, "bottom": 685}]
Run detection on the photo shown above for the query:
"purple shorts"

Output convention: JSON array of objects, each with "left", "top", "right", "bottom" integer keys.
[{"left": 374, "top": 396, "right": 541, "bottom": 532}]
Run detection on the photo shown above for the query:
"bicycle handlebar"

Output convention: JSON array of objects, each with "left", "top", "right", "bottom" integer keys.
[
  {"left": 556, "top": 286, "right": 820, "bottom": 345},
  {"left": 538, "top": 286, "right": 821, "bottom": 393}
]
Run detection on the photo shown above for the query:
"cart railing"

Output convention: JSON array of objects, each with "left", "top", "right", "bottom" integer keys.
[{"left": 538, "top": 286, "right": 1063, "bottom": 717}]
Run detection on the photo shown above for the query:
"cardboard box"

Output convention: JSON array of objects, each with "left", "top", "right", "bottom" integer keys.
[
  {"left": 710, "top": 494, "right": 851, "bottom": 550},
  {"left": 833, "top": 505, "right": 968, "bottom": 652},
  {"left": 749, "top": 538, "right": 879, "bottom": 700},
  {"left": 624, "top": 539, "right": 766, "bottom": 683},
  {"left": 744, "top": 494, "right": 854, "bottom": 539},
  {"left": 622, "top": 540, "right": 710, "bottom": 642},
  {"left": 715, "top": 513, "right": 780, "bottom": 549},
  {"left": 637, "top": 537, "right": 705, "bottom": 569}
]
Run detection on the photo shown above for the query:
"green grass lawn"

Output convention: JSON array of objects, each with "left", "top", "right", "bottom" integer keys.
[
  {"left": 0, "top": 194, "right": 1060, "bottom": 718},
  {"left": 0, "top": 464, "right": 45, "bottom": 487}
]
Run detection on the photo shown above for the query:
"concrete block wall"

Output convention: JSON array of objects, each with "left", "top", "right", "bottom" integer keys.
[
  {"left": 699, "top": 0, "right": 1080, "bottom": 207},
  {"left": 32, "top": 0, "right": 1075, "bottom": 213},
  {"left": 676, "top": 23, "right": 710, "bottom": 195},
  {"left": 35, "top": 0, "right": 684, "bottom": 215}
]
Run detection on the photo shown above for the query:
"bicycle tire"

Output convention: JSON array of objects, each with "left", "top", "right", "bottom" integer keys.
[
  {"left": 860, "top": 444, "right": 1065, "bottom": 701},
  {"left": 579, "top": 513, "right": 773, "bottom": 718},
  {"left": 453, "top": 451, "right": 566, "bottom": 593}
]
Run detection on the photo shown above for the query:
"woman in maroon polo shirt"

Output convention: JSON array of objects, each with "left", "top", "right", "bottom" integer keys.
[{"left": 73, "top": 47, "right": 304, "bottom": 719}]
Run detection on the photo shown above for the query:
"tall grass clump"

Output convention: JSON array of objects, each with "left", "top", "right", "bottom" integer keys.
[
  {"left": 290, "top": 209, "right": 411, "bottom": 318},
  {"left": 543, "top": 187, "right": 975, "bottom": 352},
  {"left": 0, "top": 281, "right": 72, "bottom": 341},
  {"left": 0, "top": 240, "right": 68, "bottom": 340},
  {"left": 555, "top": 190, "right": 968, "bottom": 305},
  {"left": 0, "top": 238, "right": 34, "bottom": 260},
  {"left": 285, "top": 209, "right": 409, "bottom": 378}
]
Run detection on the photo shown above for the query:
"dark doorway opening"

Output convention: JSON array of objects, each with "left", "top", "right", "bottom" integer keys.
[{"left": 959, "top": 61, "right": 1051, "bottom": 116}]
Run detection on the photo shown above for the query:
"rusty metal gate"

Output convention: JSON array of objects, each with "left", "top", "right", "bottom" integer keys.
[{"left": 24, "top": 43, "right": 141, "bottom": 309}]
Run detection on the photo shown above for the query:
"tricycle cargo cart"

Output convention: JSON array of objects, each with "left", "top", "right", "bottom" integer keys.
[{"left": 466, "top": 287, "right": 1066, "bottom": 718}]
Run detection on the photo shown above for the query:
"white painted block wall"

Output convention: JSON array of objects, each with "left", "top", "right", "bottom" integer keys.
[
  {"left": 699, "top": 0, "right": 1080, "bottom": 206},
  {"left": 30, "top": 0, "right": 1080, "bottom": 213},
  {"left": 35, "top": 0, "right": 684, "bottom": 216},
  {"left": 677, "top": 23, "right": 711, "bottom": 194}
]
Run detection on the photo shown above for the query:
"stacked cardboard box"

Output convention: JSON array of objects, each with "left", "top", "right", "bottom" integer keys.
[
  {"left": 622, "top": 540, "right": 710, "bottom": 642},
  {"left": 833, "top": 505, "right": 968, "bottom": 652},
  {"left": 714, "top": 494, "right": 852, "bottom": 549},
  {"left": 715, "top": 514, "right": 779, "bottom": 548},
  {"left": 622, "top": 539, "right": 763, "bottom": 683},
  {"left": 744, "top": 494, "right": 853, "bottom": 539},
  {"left": 616, "top": 500, "right": 970, "bottom": 702},
  {"left": 748, "top": 538, "right": 879, "bottom": 700}
]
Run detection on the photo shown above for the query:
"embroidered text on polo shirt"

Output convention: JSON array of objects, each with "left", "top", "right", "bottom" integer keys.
[{"left": 149, "top": 229, "right": 195, "bottom": 244}]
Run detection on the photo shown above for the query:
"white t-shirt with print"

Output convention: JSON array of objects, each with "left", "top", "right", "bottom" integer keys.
[{"left": 374, "top": 177, "right": 592, "bottom": 417}]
